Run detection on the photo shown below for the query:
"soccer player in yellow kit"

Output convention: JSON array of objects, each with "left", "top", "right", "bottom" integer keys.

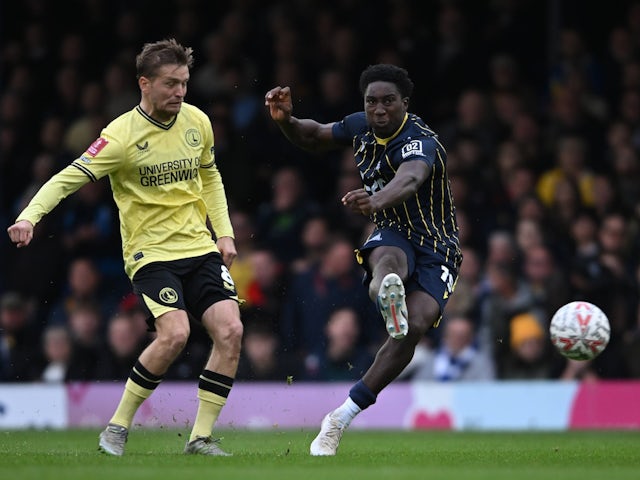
[{"left": 7, "top": 39, "right": 242, "bottom": 456}]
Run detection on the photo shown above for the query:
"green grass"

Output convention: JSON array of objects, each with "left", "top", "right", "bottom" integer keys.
[{"left": 1, "top": 429, "right": 639, "bottom": 480}]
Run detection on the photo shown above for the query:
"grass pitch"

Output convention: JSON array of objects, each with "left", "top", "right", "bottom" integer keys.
[{"left": 1, "top": 428, "right": 639, "bottom": 480}]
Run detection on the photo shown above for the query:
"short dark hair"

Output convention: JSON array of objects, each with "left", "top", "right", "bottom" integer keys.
[
  {"left": 359, "top": 64, "right": 414, "bottom": 98},
  {"left": 135, "top": 38, "right": 194, "bottom": 79}
]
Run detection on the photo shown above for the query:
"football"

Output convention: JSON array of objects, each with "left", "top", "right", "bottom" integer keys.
[{"left": 549, "top": 301, "right": 610, "bottom": 361}]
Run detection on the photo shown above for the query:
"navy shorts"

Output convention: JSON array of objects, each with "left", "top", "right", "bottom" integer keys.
[
  {"left": 357, "top": 226, "right": 460, "bottom": 315},
  {"left": 132, "top": 252, "right": 238, "bottom": 330}
]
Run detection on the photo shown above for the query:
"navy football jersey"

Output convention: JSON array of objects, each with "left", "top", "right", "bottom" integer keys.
[{"left": 332, "top": 112, "right": 461, "bottom": 265}]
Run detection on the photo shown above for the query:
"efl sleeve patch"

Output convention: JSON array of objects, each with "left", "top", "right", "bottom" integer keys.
[
  {"left": 401, "top": 140, "right": 425, "bottom": 159},
  {"left": 86, "top": 137, "right": 109, "bottom": 157}
]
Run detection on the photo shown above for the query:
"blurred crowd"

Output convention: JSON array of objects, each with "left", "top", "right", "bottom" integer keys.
[{"left": 2, "top": 0, "right": 640, "bottom": 384}]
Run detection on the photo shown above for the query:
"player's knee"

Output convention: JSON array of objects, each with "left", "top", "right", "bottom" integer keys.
[
  {"left": 159, "top": 325, "right": 190, "bottom": 354},
  {"left": 408, "top": 309, "right": 440, "bottom": 338},
  {"left": 215, "top": 317, "right": 244, "bottom": 351}
]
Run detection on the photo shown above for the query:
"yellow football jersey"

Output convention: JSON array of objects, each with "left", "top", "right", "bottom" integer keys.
[{"left": 17, "top": 103, "right": 234, "bottom": 279}]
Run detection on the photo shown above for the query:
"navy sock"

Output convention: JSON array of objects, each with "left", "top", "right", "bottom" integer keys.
[{"left": 349, "top": 380, "right": 377, "bottom": 410}]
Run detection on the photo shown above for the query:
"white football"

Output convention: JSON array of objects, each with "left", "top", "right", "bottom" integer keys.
[{"left": 549, "top": 301, "right": 610, "bottom": 361}]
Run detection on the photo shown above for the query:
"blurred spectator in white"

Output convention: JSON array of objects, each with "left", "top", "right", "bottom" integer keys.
[
  {"left": 407, "top": 315, "right": 495, "bottom": 381},
  {"left": 39, "top": 325, "right": 73, "bottom": 382}
]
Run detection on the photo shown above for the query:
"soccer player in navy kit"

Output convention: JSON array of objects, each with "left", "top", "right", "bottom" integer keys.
[
  {"left": 8, "top": 39, "right": 242, "bottom": 456},
  {"left": 266, "top": 64, "right": 462, "bottom": 455}
]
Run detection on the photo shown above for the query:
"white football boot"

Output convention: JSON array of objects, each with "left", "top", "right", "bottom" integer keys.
[{"left": 377, "top": 273, "right": 409, "bottom": 339}]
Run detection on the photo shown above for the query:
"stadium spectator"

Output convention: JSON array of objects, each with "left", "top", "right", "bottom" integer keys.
[
  {"left": 521, "top": 244, "right": 571, "bottom": 322},
  {"left": 46, "top": 256, "right": 120, "bottom": 328},
  {"left": 290, "top": 214, "right": 333, "bottom": 274},
  {"left": 94, "top": 312, "right": 148, "bottom": 381},
  {"left": 280, "top": 235, "right": 380, "bottom": 364},
  {"left": 500, "top": 312, "right": 553, "bottom": 380},
  {"left": 306, "top": 307, "right": 375, "bottom": 381},
  {"left": 407, "top": 315, "right": 495, "bottom": 381},
  {"left": 235, "top": 310, "right": 296, "bottom": 382},
  {"left": 477, "top": 260, "right": 542, "bottom": 368},
  {"left": 64, "top": 301, "right": 107, "bottom": 381},
  {"left": 38, "top": 324, "right": 73, "bottom": 382},
  {"left": 254, "top": 166, "right": 321, "bottom": 263},
  {"left": 227, "top": 209, "right": 258, "bottom": 303},
  {"left": 0, "top": 292, "right": 40, "bottom": 381},
  {"left": 242, "top": 247, "right": 287, "bottom": 332}
]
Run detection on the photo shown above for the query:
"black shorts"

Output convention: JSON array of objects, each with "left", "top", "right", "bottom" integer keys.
[
  {"left": 357, "top": 226, "right": 460, "bottom": 316},
  {"left": 132, "top": 252, "right": 238, "bottom": 330}
]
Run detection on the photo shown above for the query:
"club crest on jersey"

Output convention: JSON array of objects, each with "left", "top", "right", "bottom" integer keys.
[
  {"left": 185, "top": 128, "right": 201, "bottom": 147},
  {"left": 401, "top": 140, "right": 423, "bottom": 159},
  {"left": 87, "top": 137, "right": 108, "bottom": 157}
]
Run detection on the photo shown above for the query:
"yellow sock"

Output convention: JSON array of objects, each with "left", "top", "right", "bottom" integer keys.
[
  {"left": 189, "top": 389, "right": 227, "bottom": 441},
  {"left": 109, "top": 378, "right": 154, "bottom": 429}
]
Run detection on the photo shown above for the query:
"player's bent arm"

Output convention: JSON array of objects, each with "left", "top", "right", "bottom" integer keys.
[
  {"left": 14, "top": 164, "right": 93, "bottom": 228},
  {"left": 370, "top": 160, "right": 431, "bottom": 211},
  {"left": 216, "top": 236, "right": 237, "bottom": 267}
]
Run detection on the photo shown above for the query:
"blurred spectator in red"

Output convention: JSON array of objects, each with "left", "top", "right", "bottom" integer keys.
[
  {"left": 117, "top": 292, "right": 154, "bottom": 344},
  {"left": 243, "top": 247, "right": 287, "bottom": 328},
  {"left": 228, "top": 209, "right": 258, "bottom": 304}
]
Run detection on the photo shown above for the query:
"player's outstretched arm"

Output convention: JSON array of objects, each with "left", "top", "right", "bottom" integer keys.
[
  {"left": 7, "top": 220, "right": 34, "bottom": 248},
  {"left": 265, "top": 86, "right": 338, "bottom": 152}
]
